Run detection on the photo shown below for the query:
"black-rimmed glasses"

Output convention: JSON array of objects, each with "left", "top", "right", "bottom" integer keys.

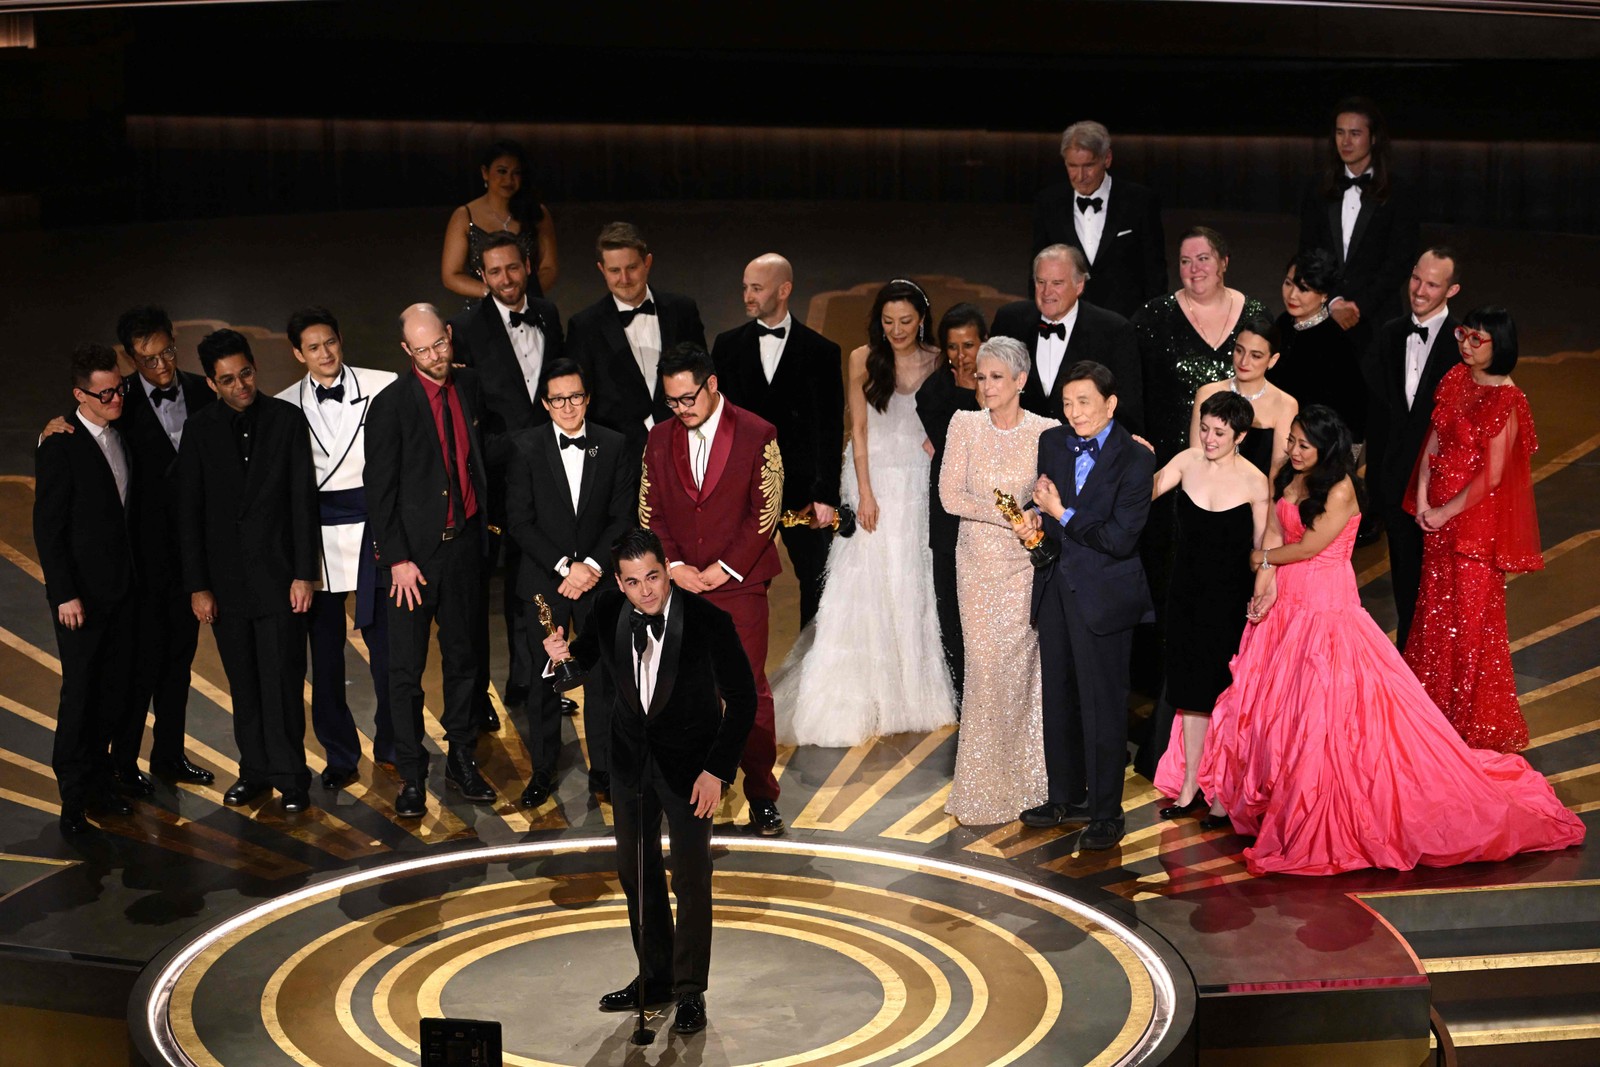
[
  {"left": 79, "top": 380, "right": 131, "bottom": 404},
  {"left": 663, "top": 381, "right": 707, "bottom": 411}
]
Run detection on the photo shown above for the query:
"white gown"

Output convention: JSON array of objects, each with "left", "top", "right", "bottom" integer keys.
[{"left": 775, "top": 388, "right": 958, "bottom": 747}]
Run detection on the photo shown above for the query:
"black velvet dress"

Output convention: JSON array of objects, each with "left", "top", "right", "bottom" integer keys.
[
  {"left": 1163, "top": 491, "right": 1255, "bottom": 713},
  {"left": 1268, "top": 309, "right": 1366, "bottom": 440}
]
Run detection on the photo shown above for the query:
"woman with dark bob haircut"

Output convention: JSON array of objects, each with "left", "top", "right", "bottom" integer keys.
[
  {"left": 1269, "top": 248, "right": 1366, "bottom": 444},
  {"left": 1163, "top": 403, "right": 1582, "bottom": 875},
  {"left": 1403, "top": 306, "right": 1544, "bottom": 752}
]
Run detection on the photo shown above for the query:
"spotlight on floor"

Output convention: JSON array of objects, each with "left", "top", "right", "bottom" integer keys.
[{"left": 420, "top": 1017, "right": 502, "bottom": 1066}]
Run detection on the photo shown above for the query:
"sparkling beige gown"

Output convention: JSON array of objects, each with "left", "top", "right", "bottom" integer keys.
[{"left": 938, "top": 408, "right": 1056, "bottom": 824}]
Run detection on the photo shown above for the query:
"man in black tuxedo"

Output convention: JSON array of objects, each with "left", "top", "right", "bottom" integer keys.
[
  {"left": 505, "top": 358, "right": 637, "bottom": 806},
  {"left": 364, "top": 303, "right": 496, "bottom": 817},
  {"left": 1018, "top": 361, "right": 1155, "bottom": 850},
  {"left": 1032, "top": 120, "right": 1167, "bottom": 321},
  {"left": 177, "top": 330, "right": 319, "bottom": 815},
  {"left": 1366, "top": 248, "right": 1461, "bottom": 648},
  {"left": 712, "top": 253, "right": 844, "bottom": 626},
  {"left": 34, "top": 344, "right": 139, "bottom": 835},
  {"left": 992, "top": 244, "right": 1144, "bottom": 433},
  {"left": 567, "top": 221, "right": 707, "bottom": 458},
  {"left": 542, "top": 528, "right": 755, "bottom": 1037},
  {"left": 451, "top": 230, "right": 564, "bottom": 714}
]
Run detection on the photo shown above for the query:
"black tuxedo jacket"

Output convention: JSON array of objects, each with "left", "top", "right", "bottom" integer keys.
[
  {"left": 449, "top": 296, "right": 562, "bottom": 440},
  {"left": 119, "top": 369, "right": 214, "bottom": 591},
  {"left": 504, "top": 421, "right": 638, "bottom": 602},
  {"left": 568, "top": 290, "right": 706, "bottom": 454},
  {"left": 1029, "top": 421, "right": 1156, "bottom": 634},
  {"left": 568, "top": 587, "right": 756, "bottom": 797},
  {"left": 1297, "top": 180, "right": 1421, "bottom": 327},
  {"left": 1366, "top": 312, "right": 1460, "bottom": 512},
  {"left": 34, "top": 409, "right": 136, "bottom": 613},
  {"left": 991, "top": 299, "right": 1145, "bottom": 433},
  {"left": 915, "top": 368, "right": 981, "bottom": 555},
  {"left": 1032, "top": 178, "right": 1167, "bottom": 321},
  {"left": 176, "top": 396, "right": 319, "bottom": 617},
  {"left": 364, "top": 369, "right": 492, "bottom": 571},
  {"left": 711, "top": 317, "right": 844, "bottom": 509}
]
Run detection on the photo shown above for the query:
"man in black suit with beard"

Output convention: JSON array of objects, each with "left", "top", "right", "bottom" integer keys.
[
  {"left": 1032, "top": 120, "right": 1167, "bottom": 321},
  {"left": 992, "top": 244, "right": 1144, "bottom": 433},
  {"left": 567, "top": 222, "right": 707, "bottom": 458},
  {"left": 34, "top": 344, "right": 139, "bottom": 834},
  {"left": 1366, "top": 247, "right": 1461, "bottom": 648},
  {"left": 364, "top": 303, "right": 496, "bottom": 817},
  {"left": 177, "top": 329, "right": 320, "bottom": 815},
  {"left": 451, "top": 230, "right": 565, "bottom": 717},
  {"left": 504, "top": 358, "right": 637, "bottom": 806},
  {"left": 712, "top": 253, "right": 844, "bottom": 627},
  {"left": 542, "top": 528, "right": 755, "bottom": 1038}
]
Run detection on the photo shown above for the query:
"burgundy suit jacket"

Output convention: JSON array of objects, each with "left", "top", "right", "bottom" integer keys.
[{"left": 639, "top": 398, "right": 783, "bottom": 588}]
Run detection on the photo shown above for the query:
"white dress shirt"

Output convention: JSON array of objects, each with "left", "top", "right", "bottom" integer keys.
[
  {"left": 616, "top": 288, "right": 663, "bottom": 429},
  {"left": 307, "top": 367, "right": 355, "bottom": 450},
  {"left": 552, "top": 420, "right": 601, "bottom": 577},
  {"left": 758, "top": 312, "right": 792, "bottom": 384},
  {"left": 1341, "top": 166, "right": 1372, "bottom": 259},
  {"left": 1036, "top": 301, "right": 1081, "bottom": 398},
  {"left": 1404, "top": 305, "right": 1451, "bottom": 409},
  {"left": 141, "top": 374, "right": 188, "bottom": 449},
  {"left": 76, "top": 410, "right": 128, "bottom": 504},
  {"left": 496, "top": 297, "right": 546, "bottom": 404},
  {"left": 1073, "top": 173, "right": 1112, "bottom": 265},
  {"left": 631, "top": 593, "right": 673, "bottom": 710}
]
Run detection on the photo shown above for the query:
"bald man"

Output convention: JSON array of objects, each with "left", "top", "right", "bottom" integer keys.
[
  {"left": 364, "top": 304, "right": 496, "bottom": 816},
  {"left": 712, "top": 254, "right": 844, "bottom": 626}
]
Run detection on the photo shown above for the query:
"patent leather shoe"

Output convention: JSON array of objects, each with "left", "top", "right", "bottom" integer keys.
[
  {"left": 519, "top": 769, "right": 556, "bottom": 808},
  {"left": 748, "top": 799, "right": 784, "bottom": 836},
  {"left": 478, "top": 704, "right": 501, "bottom": 732},
  {"left": 112, "top": 767, "right": 155, "bottom": 796},
  {"left": 394, "top": 782, "right": 426, "bottom": 818},
  {"left": 598, "top": 978, "right": 673, "bottom": 1013},
  {"left": 445, "top": 749, "right": 496, "bottom": 803},
  {"left": 1018, "top": 800, "right": 1091, "bottom": 828},
  {"left": 152, "top": 756, "right": 215, "bottom": 784},
  {"left": 59, "top": 809, "right": 95, "bottom": 836},
  {"left": 280, "top": 789, "right": 311, "bottom": 813},
  {"left": 1158, "top": 795, "right": 1206, "bottom": 820},
  {"left": 224, "top": 779, "right": 271, "bottom": 806},
  {"left": 1079, "top": 818, "right": 1126, "bottom": 851},
  {"left": 320, "top": 766, "right": 357, "bottom": 791},
  {"left": 559, "top": 696, "right": 579, "bottom": 716},
  {"left": 671, "top": 991, "right": 707, "bottom": 1035}
]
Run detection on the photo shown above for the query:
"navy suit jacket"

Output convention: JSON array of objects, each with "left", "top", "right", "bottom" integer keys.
[{"left": 1029, "top": 421, "right": 1156, "bottom": 634}]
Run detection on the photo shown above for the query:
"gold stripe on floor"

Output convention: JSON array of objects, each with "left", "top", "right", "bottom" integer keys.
[{"left": 793, "top": 725, "right": 955, "bottom": 832}]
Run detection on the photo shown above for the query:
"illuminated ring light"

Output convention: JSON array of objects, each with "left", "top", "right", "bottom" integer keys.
[{"left": 136, "top": 837, "right": 1181, "bottom": 1066}]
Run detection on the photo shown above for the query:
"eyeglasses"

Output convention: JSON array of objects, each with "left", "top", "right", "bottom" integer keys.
[
  {"left": 546, "top": 391, "right": 588, "bottom": 409},
  {"left": 663, "top": 380, "right": 707, "bottom": 411},
  {"left": 135, "top": 344, "right": 179, "bottom": 370},
  {"left": 1454, "top": 326, "right": 1491, "bottom": 350},
  {"left": 409, "top": 337, "right": 451, "bottom": 359},
  {"left": 79, "top": 380, "right": 131, "bottom": 405},
  {"left": 213, "top": 365, "right": 256, "bottom": 389}
]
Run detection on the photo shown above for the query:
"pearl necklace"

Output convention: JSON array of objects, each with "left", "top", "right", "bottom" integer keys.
[{"left": 1230, "top": 379, "right": 1268, "bottom": 402}]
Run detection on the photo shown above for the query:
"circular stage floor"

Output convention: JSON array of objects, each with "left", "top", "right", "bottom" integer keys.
[{"left": 134, "top": 838, "right": 1191, "bottom": 1066}]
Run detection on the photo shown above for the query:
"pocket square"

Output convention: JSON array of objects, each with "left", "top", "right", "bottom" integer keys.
[{"left": 1116, "top": 229, "right": 1133, "bottom": 237}]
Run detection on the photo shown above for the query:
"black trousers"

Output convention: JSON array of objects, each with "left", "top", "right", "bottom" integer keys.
[
  {"left": 388, "top": 522, "right": 483, "bottom": 784},
  {"left": 1385, "top": 504, "right": 1425, "bottom": 649},
  {"left": 113, "top": 579, "right": 198, "bottom": 769},
  {"left": 211, "top": 610, "right": 311, "bottom": 793},
  {"left": 523, "top": 588, "right": 608, "bottom": 776},
  {"left": 614, "top": 758, "right": 715, "bottom": 995},
  {"left": 930, "top": 544, "right": 964, "bottom": 703},
  {"left": 53, "top": 593, "right": 135, "bottom": 809},
  {"left": 777, "top": 521, "right": 832, "bottom": 628},
  {"left": 1037, "top": 577, "right": 1133, "bottom": 824},
  {"left": 308, "top": 589, "right": 393, "bottom": 772}
]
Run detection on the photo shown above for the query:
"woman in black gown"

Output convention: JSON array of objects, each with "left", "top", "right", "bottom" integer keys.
[
  {"left": 1150, "top": 391, "right": 1271, "bottom": 820},
  {"left": 1269, "top": 249, "right": 1366, "bottom": 444},
  {"left": 440, "top": 139, "right": 559, "bottom": 303}
]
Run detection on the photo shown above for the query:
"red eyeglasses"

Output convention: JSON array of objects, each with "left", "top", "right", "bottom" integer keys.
[{"left": 1454, "top": 326, "right": 1491, "bottom": 349}]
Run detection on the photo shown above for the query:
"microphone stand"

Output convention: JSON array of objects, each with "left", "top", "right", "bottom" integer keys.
[{"left": 630, "top": 649, "right": 656, "bottom": 1047}]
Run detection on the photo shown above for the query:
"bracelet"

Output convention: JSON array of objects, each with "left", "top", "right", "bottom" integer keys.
[{"left": 1259, "top": 548, "right": 1273, "bottom": 571}]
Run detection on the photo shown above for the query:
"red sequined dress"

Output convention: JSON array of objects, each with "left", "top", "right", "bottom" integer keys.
[{"left": 1402, "top": 364, "right": 1544, "bottom": 752}]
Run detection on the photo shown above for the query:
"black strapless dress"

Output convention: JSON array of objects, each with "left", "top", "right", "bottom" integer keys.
[
  {"left": 1163, "top": 490, "right": 1255, "bottom": 714},
  {"left": 1238, "top": 423, "right": 1275, "bottom": 478}
]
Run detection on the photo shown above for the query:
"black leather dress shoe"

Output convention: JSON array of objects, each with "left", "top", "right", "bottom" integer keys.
[
  {"left": 90, "top": 792, "right": 134, "bottom": 817},
  {"left": 223, "top": 779, "right": 271, "bottom": 806},
  {"left": 519, "top": 769, "right": 556, "bottom": 808},
  {"left": 479, "top": 704, "right": 501, "bottom": 732},
  {"left": 559, "top": 696, "right": 579, "bottom": 716},
  {"left": 1158, "top": 795, "right": 1206, "bottom": 820},
  {"left": 444, "top": 750, "right": 496, "bottom": 803},
  {"left": 598, "top": 978, "right": 673, "bottom": 1013},
  {"left": 671, "top": 991, "right": 707, "bottom": 1035},
  {"left": 320, "top": 766, "right": 357, "bottom": 791},
  {"left": 151, "top": 756, "right": 215, "bottom": 784},
  {"left": 112, "top": 767, "right": 155, "bottom": 796},
  {"left": 1079, "top": 819, "right": 1126, "bottom": 851},
  {"left": 59, "top": 809, "right": 95, "bottom": 835},
  {"left": 395, "top": 782, "right": 426, "bottom": 818},
  {"left": 748, "top": 799, "right": 784, "bottom": 836},
  {"left": 1019, "top": 800, "right": 1091, "bottom": 828},
  {"left": 503, "top": 683, "right": 530, "bottom": 708},
  {"left": 280, "top": 789, "right": 311, "bottom": 814}
]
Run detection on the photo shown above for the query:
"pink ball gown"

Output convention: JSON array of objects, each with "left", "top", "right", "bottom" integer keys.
[{"left": 1156, "top": 497, "right": 1584, "bottom": 877}]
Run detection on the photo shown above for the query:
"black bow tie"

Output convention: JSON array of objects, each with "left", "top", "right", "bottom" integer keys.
[
  {"left": 560, "top": 434, "right": 587, "bottom": 450},
  {"left": 507, "top": 309, "right": 533, "bottom": 329},
  {"left": 1038, "top": 320, "right": 1066, "bottom": 340},
  {"left": 1076, "top": 195, "right": 1103, "bottom": 214},
  {"left": 630, "top": 609, "right": 665, "bottom": 653},
  {"left": 756, "top": 323, "right": 787, "bottom": 339},
  {"left": 618, "top": 299, "right": 657, "bottom": 328},
  {"left": 1072, "top": 435, "right": 1101, "bottom": 458},
  {"left": 150, "top": 385, "right": 179, "bottom": 406},
  {"left": 315, "top": 382, "right": 345, "bottom": 404},
  {"left": 1338, "top": 172, "right": 1373, "bottom": 192},
  {"left": 1406, "top": 323, "right": 1430, "bottom": 342}
]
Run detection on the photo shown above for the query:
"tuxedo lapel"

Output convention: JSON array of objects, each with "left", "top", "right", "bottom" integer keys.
[
  {"left": 614, "top": 608, "right": 644, "bottom": 717},
  {"left": 671, "top": 421, "right": 697, "bottom": 499},
  {"left": 1327, "top": 200, "right": 1345, "bottom": 267},
  {"left": 480, "top": 300, "right": 521, "bottom": 378},
  {"left": 540, "top": 429, "right": 570, "bottom": 514},
  {"left": 647, "top": 597, "right": 684, "bottom": 716},
  {"left": 599, "top": 309, "right": 647, "bottom": 399},
  {"left": 1096, "top": 192, "right": 1131, "bottom": 268},
  {"left": 575, "top": 440, "right": 600, "bottom": 519},
  {"left": 1347, "top": 199, "right": 1375, "bottom": 264},
  {"left": 698, "top": 405, "right": 735, "bottom": 500},
  {"left": 736, "top": 325, "right": 771, "bottom": 399}
]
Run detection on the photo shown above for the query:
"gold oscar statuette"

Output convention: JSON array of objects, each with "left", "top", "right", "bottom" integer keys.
[
  {"left": 535, "top": 594, "right": 585, "bottom": 691},
  {"left": 994, "top": 489, "right": 1060, "bottom": 570}
]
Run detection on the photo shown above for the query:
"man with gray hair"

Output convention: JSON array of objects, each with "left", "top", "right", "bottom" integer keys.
[
  {"left": 992, "top": 244, "right": 1144, "bottom": 431},
  {"left": 1032, "top": 120, "right": 1167, "bottom": 320}
]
